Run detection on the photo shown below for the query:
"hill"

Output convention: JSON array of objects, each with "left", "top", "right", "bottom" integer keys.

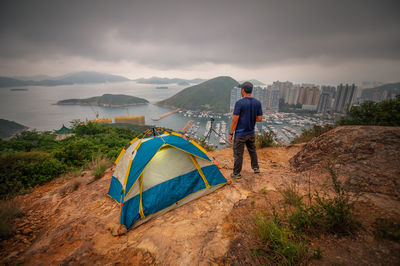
[
  {"left": 57, "top": 94, "right": 148, "bottom": 107},
  {"left": 240, "top": 79, "right": 265, "bottom": 86},
  {"left": 134, "top": 77, "right": 206, "bottom": 85},
  {"left": 361, "top": 82, "right": 400, "bottom": 101},
  {"left": 0, "top": 119, "right": 28, "bottom": 139},
  {"left": 0, "top": 72, "right": 130, "bottom": 87},
  {"left": 157, "top": 76, "right": 239, "bottom": 113},
  {"left": 1, "top": 126, "right": 399, "bottom": 264}
]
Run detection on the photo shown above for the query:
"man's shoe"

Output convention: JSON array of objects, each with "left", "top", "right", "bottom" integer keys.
[
  {"left": 230, "top": 173, "right": 242, "bottom": 179},
  {"left": 253, "top": 167, "right": 260, "bottom": 174}
]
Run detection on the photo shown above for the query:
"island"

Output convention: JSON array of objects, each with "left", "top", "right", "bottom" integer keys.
[{"left": 56, "top": 94, "right": 149, "bottom": 107}]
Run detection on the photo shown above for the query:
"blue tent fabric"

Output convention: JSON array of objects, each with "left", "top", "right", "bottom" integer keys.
[
  {"left": 107, "top": 131, "right": 228, "bottom": 230},
  {"left": 108, "top": 176, "right": 123, "bottom": 202},
  {"left": 163, "top": 134, "right": 211, "bottom": 161},
  {"left": 201, "top": 165, "right": 227, "bottom": 186}
]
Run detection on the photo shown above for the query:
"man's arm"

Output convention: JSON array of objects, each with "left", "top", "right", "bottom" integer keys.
[
  {"left": 256, "top": 115, "right": 262, "bottom": 122},
  {"left": 229, "top": 115, "right": 239, "bottom": 143}
]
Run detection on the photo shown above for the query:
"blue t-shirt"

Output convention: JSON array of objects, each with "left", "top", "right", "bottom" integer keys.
[{"left": 233, "top": 97, "right": 263, "bottom": 136}]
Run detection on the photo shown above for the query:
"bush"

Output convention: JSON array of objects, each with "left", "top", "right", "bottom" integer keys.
[
  {"left": 253, "top": 209, "right": 310, "bottom": 265},
  {"left": 0, "top": 122, "right": 139, "bottom": 198},
  {"left": 291, "top": 124, "right": 335, "bottom": 144},
  {"left": 256, "top": 131, "right": 276, "bottom": 148},
  {"left": 197, "top": 138, "right": 215, "bottom": 152},
  {"left": 90, "top": 157, "right": 112, "bottom": 180},
  {"left": 286, "top": 166, "right": 359, "bottom": 235},
  {"left": 373, "top": 218, "right": 400, "bottom": 242},
  {"left": 279, "top": 183, "right": 303, "bottom": 206},
  {"left": 0, "top": 200, "right": 23, "bottom": 239},
  {"left": 0, "top": 152, "right": 65, "bottom": 198},
  {"left": 337, "top": 95, "right": 400, "bottom": 126}
]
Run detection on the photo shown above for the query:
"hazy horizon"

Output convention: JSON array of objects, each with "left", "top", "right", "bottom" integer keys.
[{"left": 1, "top": 0, "right": 399, "bottom": 85}]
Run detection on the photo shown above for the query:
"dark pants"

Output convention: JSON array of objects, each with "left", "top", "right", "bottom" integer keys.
[{"left": 233, "top": 134, "right": 259, "bottom": 174}]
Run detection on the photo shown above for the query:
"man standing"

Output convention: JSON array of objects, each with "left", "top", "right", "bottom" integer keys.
[{"left": 229, "top": 81, "right": 263, "bottom": 178}]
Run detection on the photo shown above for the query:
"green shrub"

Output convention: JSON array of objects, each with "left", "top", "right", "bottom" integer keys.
[
  {"left": 253, "top": 210, "right": 310, "bottom": 265},
  {"left": 0, "top": 152, "right": 65, "bottom": 198},
  {"left": 256, "top": 130, "right": 276, "bottom": 148},
  {"left": 373, "top": 218, "right": 400, "bottom": 242},
  {"left": 337, "top": 95, "right": 400, "bottom": 126},
  {"left": 0, "top": 122, "right": 139, "bottom": 198},
  {"left": 0, "top": 200, "right": 23, "bottom": 239},
  {"left": 91, "top": 157, "right": 112, "bottom": 180},
  {"left": 286, "top": 166, "right": 358, "bottom": 235},
  {"left": 279, "top": 183, "right": 303, "bottom": 206},
  {"left": 291, "top": 124, "right": 335, "bottom": 144},
  {"left": 197, "top": 138, "right": 215, "bottom": 152}
]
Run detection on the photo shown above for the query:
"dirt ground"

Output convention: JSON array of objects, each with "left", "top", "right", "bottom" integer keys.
[{"left": 1, "top": 142, "right": 400, "bottom": 265}]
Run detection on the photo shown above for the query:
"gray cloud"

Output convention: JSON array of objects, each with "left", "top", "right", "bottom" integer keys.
[{"left": 0, "top": 0, "right": 399, "bottom": 79}]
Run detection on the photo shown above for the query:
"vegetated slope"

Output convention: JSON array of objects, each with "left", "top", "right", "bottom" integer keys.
[
  {"left": 157, "top": 76, "right": 239, "bottom": 113},
  {"left": 361, "top": 82, "right": 400, "bottom": 101},
  {"left": 290, "top": 126, "right": 400, "bottom": 198},
  {"left": 57, "top": 94, "right": 149, "bottom": 107},
  {"left": 0, "top": 119, "right": 27, "bottom": 139}
]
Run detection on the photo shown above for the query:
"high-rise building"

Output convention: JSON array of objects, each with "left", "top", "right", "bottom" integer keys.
[
  {"left": 334, "top": 84, "right": 356, "bottom": 113},
  {"left": 288, "top": 87, "right": 300, "bottom": 105},
  {"left": 297, "top": 87, "right": 320, "bottom": 105},
  {"left": 317, "top": 86, "right": 336, "bottom": 114},
  {"left": 230, "top": 86, "right": 241, "bottom": 112},
  {"left": 269, "top": 88, "right": 280, "bottom": 109},
  {"left": 271, "top": 81, "right": 293, "bottom": 103}
]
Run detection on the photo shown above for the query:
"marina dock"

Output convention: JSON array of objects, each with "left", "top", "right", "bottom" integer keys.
[
  {"left": 152, "top": 108, "right": 180, "bottom": 121},
  {"left": 181, "top": 120, "right": 194, "bottom": 133}
]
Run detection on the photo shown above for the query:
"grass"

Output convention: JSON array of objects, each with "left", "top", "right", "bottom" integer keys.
[
  {"left": 255, "top": 130, "right": 276, "bottom": 148},
  {"left": 197, "top": 138, "right": 215, "bottom": 152},
  {"left": 59, "top": 181, "right": 81, "bottom": 197},
  {"left": 279, "top": 183, "right": 303, "bottom": 206},
  {"left": 373, "top": 218, "right": 400, "bottom": 242},
  {"left": 251, "top": 166, "right": 359, "bottom": 264},
  {"left": 87, "top": 156, "right": 112, "bottom": 180},
  {"left": 291, "top": 124, "right": 335, "bottom": 144},
  {"left": 0, "top": 200, "right": 23, "bottom": 239},
  {"left": 253, "top": 210, "right": 310, "bottom": 265}
]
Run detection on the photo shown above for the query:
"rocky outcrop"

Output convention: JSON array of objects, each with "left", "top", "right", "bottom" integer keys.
[{"left": 290, "top": 126, "right": 400, "bottom": 198}]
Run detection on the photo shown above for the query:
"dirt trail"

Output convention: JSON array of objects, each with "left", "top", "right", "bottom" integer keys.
[{"left": 1, "top": 128, "right": 400, "bottom": 265}]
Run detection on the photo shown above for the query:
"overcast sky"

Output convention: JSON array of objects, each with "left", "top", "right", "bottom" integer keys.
[{"left": 0, "top": 0, "right": 399, "bottom": 84}]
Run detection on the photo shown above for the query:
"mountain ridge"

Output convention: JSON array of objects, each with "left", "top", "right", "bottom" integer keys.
[{"left": 0, "top": 71, "right": 130, "bottom": 87}]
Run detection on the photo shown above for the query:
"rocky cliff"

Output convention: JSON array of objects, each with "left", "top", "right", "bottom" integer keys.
[{"left": 290, "top": 126, "right": 400, "bottom": 198}]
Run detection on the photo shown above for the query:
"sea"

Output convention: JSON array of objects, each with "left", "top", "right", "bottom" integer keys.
[{"left": 0, "top": 81, "right": 311, "bottom": 148}]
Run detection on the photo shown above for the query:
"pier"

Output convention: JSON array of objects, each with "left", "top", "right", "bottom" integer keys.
[
  {"left": 181, "top": 120, "right": 194, "bottom": 133},
  {"left": 152, "top": 108, "right": 180, "bottom": 121}
]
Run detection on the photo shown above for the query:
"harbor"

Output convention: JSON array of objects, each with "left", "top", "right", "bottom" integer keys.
[{"left": 151, "top": 108, "right": 180, "bottom": 121}]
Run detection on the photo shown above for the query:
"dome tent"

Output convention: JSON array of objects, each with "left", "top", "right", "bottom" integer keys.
[{"left": 107, "top": 128, "right": 227, "bottom": 229}]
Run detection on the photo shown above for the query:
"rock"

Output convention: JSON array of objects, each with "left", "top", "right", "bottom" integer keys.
[
  {"left": 22, "top": 228, "right": 33, "bottom": 235},
  {"left": 290, "top": 126, "right": 400, "bottom": 197},
  {"left": 109, "top": 223, "right": 127, "bottom": 236}
]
